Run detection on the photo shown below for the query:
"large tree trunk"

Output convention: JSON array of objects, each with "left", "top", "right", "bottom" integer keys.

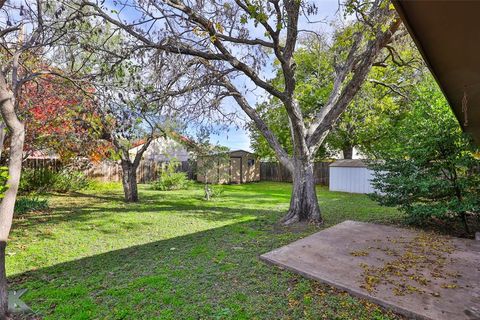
[
  {"left": 0, "top": 77, "right": 25, "bottom": 319},
  {"left": 282, "top": 158, "right": 322, "bottom": 225},
  {"left": 121, "top": 160, "right": 138, "bottom": 202}
]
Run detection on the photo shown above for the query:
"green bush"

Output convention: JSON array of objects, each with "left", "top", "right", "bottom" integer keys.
[
  {"left": 20, "top": 168, "right": 90, "bottom": 194},
  {"left": 152, "top": 161, "right": 192, "bottom": 191},
  {"left": 86, "top": 181, "right": 122, "bottom": 192},
  {"left": 14, "top": 197, "right": 49, "bottom": 215},
  {"left": 19, "top": 169, "right": 56, "bottom": 193},
  {"left": 52, "top": 169, "right": 90, "bottom": 193},
  {"left": 369, "top": 81, "right": 480, "bottom": 234}
]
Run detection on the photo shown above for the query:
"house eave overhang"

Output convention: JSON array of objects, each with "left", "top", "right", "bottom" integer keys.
[{"left": 392, "top": 0, "right": 480, "bottom": 145}]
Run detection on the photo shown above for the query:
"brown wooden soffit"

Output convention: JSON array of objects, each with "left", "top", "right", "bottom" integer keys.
[{"left": 392, "top": 0, "right": 480, "bottom": 145}]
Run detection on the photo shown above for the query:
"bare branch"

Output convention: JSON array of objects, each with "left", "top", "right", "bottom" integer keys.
[{"left": 221, "top": 78, "right": 292, "bottom": 170}]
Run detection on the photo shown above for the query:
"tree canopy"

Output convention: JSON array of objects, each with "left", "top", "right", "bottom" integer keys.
[{"left": 249, "top": 32, "right": 423, "bottom": 160}]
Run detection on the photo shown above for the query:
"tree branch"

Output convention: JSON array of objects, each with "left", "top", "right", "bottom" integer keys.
[
  {"left": 221, "top": 79, "right": 292, "bottom": 170},
  {"left": 307, "top": 18, "right": 401, "bottom": 150}
]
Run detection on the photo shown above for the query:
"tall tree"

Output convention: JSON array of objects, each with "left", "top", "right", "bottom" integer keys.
[
  {"left": 79, "top": 0, "right": 401, "bottom": 224},
  {"left": 66, "top": 22, "right": 224, "bottom": 202},
  {"left": 0, "top": 1, "right": 88, "bottom": 316}
]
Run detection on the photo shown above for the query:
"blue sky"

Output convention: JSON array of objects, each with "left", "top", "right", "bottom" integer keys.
[
  {"left": 106, "top": 0, "right": 343, "bottom": 152},
  {"left": 210, "top": 127, "right": 252, "bottom": 151}
]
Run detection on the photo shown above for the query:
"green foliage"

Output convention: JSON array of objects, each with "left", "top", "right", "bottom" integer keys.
[
  {"left": 248, "top": 37, "right": 335, "bottom": 160},
  {"left": 14, "top": 196, "right": 49, "bottom": 215},
  {"left": 369, "top": 76, "right": 480, "bottom": 234},
  {"left": 20, "top": 168, "right": 90, "bottom": 194},
  {"left": 19, "top": 169, "right": 56, "bottom": 193},
  {"left": 249, "top": 31, "right": 421, "bottom": 160},
  {"left": 0, "top": 166, "right": 9, "bottom": 198},
  {"left": 53, "top": 169, "right": 90, "bottom": 193},
  {"left": 152, "top": 160, "right": 192, "bottom": 191},
  {"left": 85, "top": 180, "right": 122, "bottom": 192}
]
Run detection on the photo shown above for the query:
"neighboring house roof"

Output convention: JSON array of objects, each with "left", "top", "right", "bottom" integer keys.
[
  {"left": 131, "top": 132, "right": 195, "bottom": 151},
  {"left": 392, "top": 0, "right": 480, "bottom": 145},
  {"left": 129, "top": 135, "right": 191, "bottom": 162},
  {"left": 25, "top": 150, "right": 59, "bottom": 160},
  {"left": 131, "top": 138, "right": 148, "bottom": 149},
  {"left": 229, "top": 149, "right": 255, "bottom": 156},
  {"left": 329, "top": 159, "right": 367, "bottom": 168}
]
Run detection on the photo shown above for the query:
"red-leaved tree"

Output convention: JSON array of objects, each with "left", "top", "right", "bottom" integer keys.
[{"left": 18, "top": 74, "right": 107, "bottom": 161}]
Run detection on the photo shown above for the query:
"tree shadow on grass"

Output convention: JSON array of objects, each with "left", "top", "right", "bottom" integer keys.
[
  {"left": 7, "top": 220, "right": 318, "bottom": 320},
  {"left": 8, "top": 187, "right": 403, "bottom": 319},
  {"left": 12, "top": 190, "right": 288, "bottom": 239},
  {"left": 56, "top": 191, "right": 126, "bottom": 202},
  {"left": 8, "top": 218, "right": 402, "bottom": 320},
  {"left": 15, "top": 202, "right": 274, "bottom": 225}
]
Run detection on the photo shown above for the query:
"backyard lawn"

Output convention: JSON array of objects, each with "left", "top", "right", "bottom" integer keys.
[{"left": 8, "top": 182, "right": 403, "bottom": 320}]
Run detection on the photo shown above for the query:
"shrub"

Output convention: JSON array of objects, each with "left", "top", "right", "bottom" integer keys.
[
  {"left": 52, "top": 169, "right": 90, "bottom": 193},
  {"left": 369, "top": 102, "right": 480, "bottom": 234},
  {"left": 19, "top": 168, "right": 90, "bottom": 194},
  {"left": 14, "top": 197, "right": 49, "bottom": 215},
  {"left": 19, "top": 168, "right": 57, "bottom": 193},
  {"left": 152, "top": 160, "right": 192, "bottom": 191},
  {"left": 366, "top": 76, "right": 480, "bottom": 235},
  {"left": 86, "top": 181, "right": 122, "bottom": 192}
]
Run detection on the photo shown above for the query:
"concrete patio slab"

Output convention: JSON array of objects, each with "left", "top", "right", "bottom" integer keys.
[{"left": 260, "top": 220, "right": 480, "bottom": 320}]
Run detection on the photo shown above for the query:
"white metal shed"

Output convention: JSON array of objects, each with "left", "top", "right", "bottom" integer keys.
[{"left": 329, "top": 160, "right": 376, "bottom": 194}]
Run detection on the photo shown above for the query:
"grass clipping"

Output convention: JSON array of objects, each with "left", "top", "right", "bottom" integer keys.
[{"left": 351, "top": 232, "right": 460, "bottom": 297}]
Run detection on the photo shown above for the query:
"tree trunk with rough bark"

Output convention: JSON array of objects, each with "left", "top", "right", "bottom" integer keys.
[
  {"left": 121, "top": 160, "right": 138, "bottom": 202},
  {"left": 0, "top": 74, "right": 25, "bottom": 319},
  {"left": 281, "top": 158, "right": 321, "bottom": 225}
]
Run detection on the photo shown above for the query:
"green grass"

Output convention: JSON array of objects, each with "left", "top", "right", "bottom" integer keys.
[{"left": 8, "top": 182, "right": 402, "bottom": 320}]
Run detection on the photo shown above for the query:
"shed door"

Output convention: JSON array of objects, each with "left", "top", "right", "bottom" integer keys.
[{"left": 230, "top": 158, "right": 241, "bottom": 184}]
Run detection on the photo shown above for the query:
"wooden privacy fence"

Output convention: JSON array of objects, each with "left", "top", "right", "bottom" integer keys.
[
  {"left": 85, "top": 160, "right": 194, "bottom": 183},
  {"left": 260, "top": 161, "right": 331, "bottom": 185},
  {"left": 23, "top": 158, "right": 62, "bottom": 172},
  {"left": 22, "top": 158, "right": 331, "bottom": 185}
]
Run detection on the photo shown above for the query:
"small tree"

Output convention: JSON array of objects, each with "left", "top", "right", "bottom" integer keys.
[
  {"left": 95, "top": 87, "right": 159, "bottom": 203},
  {"left": 192, "top": 131, "right": 229, "bottom": 200},
  {"left": 370, "top": 76, "right": 480, "bottom": 234},
  {"left": 91, "top": 54, "right": 217, "bottom": 202}
]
